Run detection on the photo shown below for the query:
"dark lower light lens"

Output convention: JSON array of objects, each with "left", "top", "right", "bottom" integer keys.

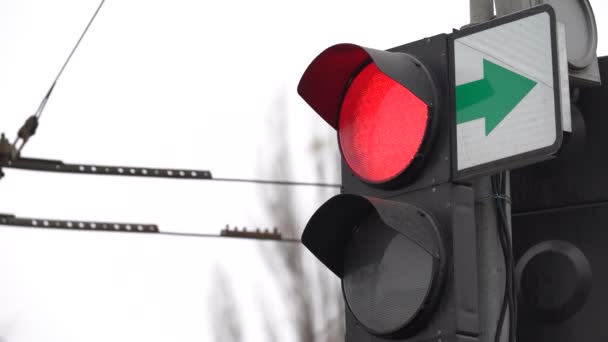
[{"left": 342, "top": 213, "right": 435, "bottom": 335}]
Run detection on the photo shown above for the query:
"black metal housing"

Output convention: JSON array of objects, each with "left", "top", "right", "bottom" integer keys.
[
  {"left": 302, "top": 184, "right": 479, "bottom": 340},
  {"left": 510, "top": 56, "right": 607, "bottom": 342},
  {"left": 302, "top": 194, "right": 445, "bottom": 337},
  {"left": 297, "top": 36, "right": 449, "bottom": 190},
  {"left": 297, "top": 44, "right": 436, "bottom": 130},
  {"left": 511, "top": 56, "right": 607, "bottom": 212},
  {"left": 338, "top": 34, "right": 453, "bottom": 194},
  {"left": 513, "top": 204, "right": 606, "bottom": 342},
  {"left": 299, "top": 33, "right": 482, "bottom": 341},
  {"left": 340, "top": 184, "right": 479, "bottom": 341},
  {"left": 302, "top": 194, "right": 443, "bottom": 277}
]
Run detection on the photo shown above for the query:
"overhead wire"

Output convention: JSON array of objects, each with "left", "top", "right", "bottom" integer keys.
[
  {"left": 0, "top": 156, "right": 341, "bottom": 187},
  {"left": 12, "top": 0, "right": 107, "bottom": 155},
  {"left": 0, "top": 0, "right": 340, "bottom": 189},
  {"left": 0, "top": 214, "right": 301, "bottom": 243},
  {"left": 199, "top": 176, "right": 340, "bottom": 188},
  {"left": 35, "top": 0, "right": 107, "bottom": 119},
  {"left": 157, "top": 231, "right": 301, "bottom": 243},
  {"left": 0, "top": 0, "right": 324, "bottom": 244}
]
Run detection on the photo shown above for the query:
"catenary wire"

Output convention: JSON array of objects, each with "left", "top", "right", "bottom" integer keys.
[
  {"left": 0, "top": 224, "right": 302, "bottom": 244},
  {"left": 0, "top": 213, "right": 301, "bottom": 243},
  {"left": 157, "top": 231, "right": 301, "bottom": 243},
  {"left": 0, "top": 156, "right": 341, "bottom": 187},
  {"left": 35, "top": 0, "right": 107, "bottom": 119},
  {"left": 10, "top": 0, "right": 107, "bottom": 156},
  {"left": 210, "top": 177, "right": 340, "bottom": 188}
]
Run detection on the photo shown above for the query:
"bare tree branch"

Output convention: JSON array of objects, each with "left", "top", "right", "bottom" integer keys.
[
  {"left": 257, "top": 87, "right": 344, "bottom": 342},
  {"left": 208, "top": 86, "right": 344, "bottom": 342},
  {"left": 208, "top": 266, "right": 243, "bottom": 342}
]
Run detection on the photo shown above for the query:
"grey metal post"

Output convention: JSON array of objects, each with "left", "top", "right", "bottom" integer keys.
[
  {"left": 470, "top": 0, "right": 495, "bottom": 23},
  {"left": 494, "top": 0, "right": 526, "bottom": 17},
  {"left": 474, "top": 177, "right": 509, "bottom": 342},
  {"left": 468, "top": 3, "right": 513, "bottom": 342}
]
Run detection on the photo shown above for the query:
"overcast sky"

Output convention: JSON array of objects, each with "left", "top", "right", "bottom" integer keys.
[{"left": 0, "top": 1, "right": 606, "bottom": 341}]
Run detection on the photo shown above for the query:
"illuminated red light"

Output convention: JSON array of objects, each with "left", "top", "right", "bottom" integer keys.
[{"left": 338, "top": 63, "right": 429, "bottom": 184}]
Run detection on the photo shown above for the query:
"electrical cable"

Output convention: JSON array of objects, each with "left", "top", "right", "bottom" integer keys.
[
  {"left": 500, "top": 180, "right": 517, "bottom": 341},
  {"left": 499, "top": 173, "right": 517, "bottom": 342},
  {"left": 210, "top": 177, "right": 340, "bottom": 188},
  {"left": 0, "top": 213, "right": 301, "bottom": 243},
  {"left": 0, "top": 156, "right": 341, "bottom": 187},
  {"left": 35, "top": 0, "right": 107, "bottom": 120},
  {"left": 34, "top": 0, "right": 106, "bottom": 120},
  {"left": 0, "top": 0, "right": 340, "bottom": 190},
  {"left": 157, "top": 231, "right": 300, "bottom": 243},
  {"left": 492, "top": 173, "right": 509, "bottom": 342},
  {"left": 491, "top": 172, "right": 516, "bottom": 342},
  {"left": 11, "top": 0, "right": 107, "bottom": 155},
  {"left": 493, "top": 216, "right": 509, "bottom": 341}
]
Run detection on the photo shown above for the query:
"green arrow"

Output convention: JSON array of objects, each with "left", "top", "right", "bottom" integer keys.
[{"left": 456, "top": 59, "right": 537, "bottom": 135}]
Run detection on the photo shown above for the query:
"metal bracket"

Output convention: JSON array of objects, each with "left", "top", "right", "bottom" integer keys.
[
  {"left": 0, "top": 213, "right": 158, "bottom": 233},
  {"left": 0, "top": 156, "right": 212, "bottom": 180}
]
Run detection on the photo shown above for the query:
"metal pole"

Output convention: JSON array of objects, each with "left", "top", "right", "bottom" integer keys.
[
  {"left": 470, "top": 0, "right": 494, "bottom": 23},
  {"left": 468, "top": 3, "right": 514, "bottom": 342},
  {"left": 494, "top": 0, "right": 525, "bottom": 17},
  {"left": 474, "top": 177, "right": 508, "bottom": 342}
]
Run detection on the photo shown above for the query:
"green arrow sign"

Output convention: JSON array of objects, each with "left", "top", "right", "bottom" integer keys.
[{"left": 456, "top": 59, "right": 537, "bottom": 135}]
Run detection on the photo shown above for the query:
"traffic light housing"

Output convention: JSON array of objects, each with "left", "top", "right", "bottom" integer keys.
[
  {"left": 299, "top": 34, "right": 482, "bottom": 341},
  {"left": 298, "top": 5, "right": 565, "bottom": 341},
  {"left": 510, "top": 56, "right": 608, "bottom": 342},
  {"left": 302, "top": 185, "right": 478, "bottom": 340},
  {"left": 298, "top": 37, "right": 451, "bottom": 191}
]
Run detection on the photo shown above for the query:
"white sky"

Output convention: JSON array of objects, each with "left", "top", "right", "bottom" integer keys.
[{"left": 0, "top": 1, "right": 605, "bottom": 341}]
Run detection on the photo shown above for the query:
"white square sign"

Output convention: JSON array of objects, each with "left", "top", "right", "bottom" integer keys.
[{"left": 451, "top": 5, "right": 563, "bottom": 178}]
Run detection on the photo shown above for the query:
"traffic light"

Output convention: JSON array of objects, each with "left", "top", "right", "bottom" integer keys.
[
  {"left": 298, "top": 34, "right": 480, "bottom": 341},
  {"left": 510, "top": 55, "right": 607, "bottom": 342},
  {"left": 298, "top": 5, "right": 566, "bottom": 342}
]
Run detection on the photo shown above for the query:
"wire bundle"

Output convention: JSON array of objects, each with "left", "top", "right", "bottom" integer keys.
[{"left": 492, "top": 172, "right": 517, "bottom": 342}]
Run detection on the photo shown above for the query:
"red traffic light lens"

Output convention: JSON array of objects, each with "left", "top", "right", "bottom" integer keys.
[{"left": 338, "top": 63, "right": 429, "bottom": 184}]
